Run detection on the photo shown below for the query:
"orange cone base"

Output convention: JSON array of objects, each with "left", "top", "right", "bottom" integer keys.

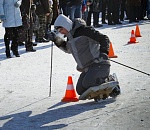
[
  {"left": 128, "top": 41, "right": 139, "bottom": 44},
  {"left": 136, "top": 35, "right": 142, "bottom": 37},
  {"left": 61, "top": 97, "right": 79, "bottom": 102},
  {"left": 109, "top": 55, "right": 118, "bottom": 58}
]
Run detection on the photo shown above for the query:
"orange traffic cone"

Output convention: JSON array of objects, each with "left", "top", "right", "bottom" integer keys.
[
  {"left": 135, "top": 24, "right": 142, "bottom": 37},
  {"left": 128, "top": 30, "right": 138, "bottom": 44},
  {"left": 61, "top": 76, "right": 79, "bottom": 102},
  {"left": 108, "top": 42, "right": 118, "bottom": 58}
]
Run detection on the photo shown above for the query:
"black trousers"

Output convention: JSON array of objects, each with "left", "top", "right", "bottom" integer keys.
[
  {"left": 127, "top": 6, "right": 139, "bottom": 22},
  {"left": 102, "top": 0, "right": 107, "bottom": 23},
  {"left": 120, "top": 0, "right": 126, "bottom": 20},
  {"left": 87, "top": 11, "right": 99, "bottom": 26},
  {"left": 76, "top": 62, "right": 110, "bottom": 95},
  {"left": 4, "top": 27, "right": 19, "bottom": 51}
]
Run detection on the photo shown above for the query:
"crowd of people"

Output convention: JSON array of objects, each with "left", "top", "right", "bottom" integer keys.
[
  {"left": 59, "top": 0, "right": 149, "bottom": 26},
  {"left": 0, "top": 0, "right": 149, "bottom": 58}
]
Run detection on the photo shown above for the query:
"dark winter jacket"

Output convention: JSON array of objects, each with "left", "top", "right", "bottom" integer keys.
[
  {"left": 59, "top": 0, "right": 69, "bottom": 5},
  {"left": 33, "top": 0, "right": 50, "bottom": 15},
  {"left": 89, "top": 0, "right": 101, "bottom": 12},
  {"left": 68, "top": 0, "right": 83, "bottom": 6},
  {"left": 20, "top": 0, "right": 30, "bottom": 16},
  {"left": 126, "top": 0, "right": 141, "bottom": 7},
  {"left": 54, "top": 14, "right": 110, "bottom": 70}
]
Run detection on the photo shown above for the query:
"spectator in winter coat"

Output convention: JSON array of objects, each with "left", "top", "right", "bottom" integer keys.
[
  {"left": 20, "top": 0, "right": 36, "bottom": 52},
  {"left": 0, "top": 0, "right": 22, "bottom": 58},
  {"left": 33, "top": 0, "right": 50, "bottom": 43},
  {"left": 112, "top": 0, "right": 122, "bottom": 24},
  {"left": 126, "top": 0, "right": 141, "bottom": 23},
  {"left": 87, "top": 0, "right": 103, "bottom": 27},
  {"left": 67, "top": 0, "right": 83, "bottom": 21},
  {"left": 49, "top": 14, "right": 120, "bottom": 96},
  {"left": 138, "top": 0, "right": 147, "bottom": 20},
  {"left": 82, "top": 0, "right": 93, "bottom": 23},
  {"left": 45, "top": 0, "right": 53, "bottom": 40},
  {"left": 101, "top": 0, "right": 107, "bottom": 24},
  {"left": 59, "top": 0, "right": 69, "bottom": 17},
  {"left": 51, "top": 0, "right": 59, "bottom": 25},
  {"left": 107, "top": 0, "right": 122, "bottom": 25}
]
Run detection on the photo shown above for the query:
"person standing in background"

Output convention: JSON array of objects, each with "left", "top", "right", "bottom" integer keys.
[
  {"left": 82, "top": 0, "right": 93, "bottom": 23},
  {"left": 138, "top": 0, "right": 147, "bottom": 20},
  {"left": 120, "top": 0, "right": 127, "bottom": 21},
  {"left": 67, "top": 0, "right": 83, "bottom": 21},
  {"left": 0, "top": 0, "right": 22, "bottom": 58},
  {"left": 87, "top": 0, "right": 103, "bottom": 27},
  {"left": 59, "top": 0, "right": 69, "bottom": 17},
  {"left": 20, "top": 0, "right": 36, "bottom": 52},
  {"left": 107, "top": 0, "right": 116, "bottom": 25},
  {"left": 33, "top": 0, "right": 50, "bottom": 43},
  {"left": 45, "top": 0, "right": 53, "bottom": 40},
  {"left": 112, "top": 0, "right": 122, "bottom": 24},
  {"left": 101, "top": 0, "right": 107, "bottom": 24},
  {"left": 126, "top": 0, "right": 141, "bottom": 23},
  {"left": 51, "top": 0, "right": 59, "bottom": 25}
]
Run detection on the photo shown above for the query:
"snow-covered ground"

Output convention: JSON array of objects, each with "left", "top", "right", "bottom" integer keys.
[{"left": 0, "top": 19, "right": 150, "bottom": 130}]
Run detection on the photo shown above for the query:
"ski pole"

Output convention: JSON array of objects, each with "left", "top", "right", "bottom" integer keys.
[
  {"left": 110, "top": 59, "right": 150, "bottom": 76},
  {"left": 49, "top": 41, "right": 53, "bottom": 97}
]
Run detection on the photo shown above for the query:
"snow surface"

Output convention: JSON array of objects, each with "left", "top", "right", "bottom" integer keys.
[{"left": 0, "top": 19, "right": 150, "bottom": 130}]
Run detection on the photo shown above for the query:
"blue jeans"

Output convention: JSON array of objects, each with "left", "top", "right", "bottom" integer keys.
[
  {"left": 61, "top": 5, "right": 69, "bottom": 17},
  {"left": 69, "top": 5, "right": 82, "bottom": 20},
  {"left": 82, "top": 9, "right": 88, "bottom": 22}
]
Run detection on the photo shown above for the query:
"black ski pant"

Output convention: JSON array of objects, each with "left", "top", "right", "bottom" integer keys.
[{"left": 76, "top": 62, "right": 110, "bottom": 95}]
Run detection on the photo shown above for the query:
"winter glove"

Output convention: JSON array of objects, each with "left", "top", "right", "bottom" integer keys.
[
  {"left": 14, "top": 0, "right": 21, "bottom": 8},
  {"left": 31, "top": 4, "right": 36, "bottom": 11},
  {"left": 76, "top": 65, "right": 84, "bottom": 72},
  {"left": 100, "top": 48, "right": 109, "bottom": 55},
  {"left": 0, "top": 15, "right": 6, "bottom": 21},
  {"left": 49, "top": 32, "right": 56, "bottom": 42},
  {"left": 49, "top": 32, "right": 67, "bottom": 48},
  {"left": 99, "top": 52, "right": 109, "bottom": 61}
]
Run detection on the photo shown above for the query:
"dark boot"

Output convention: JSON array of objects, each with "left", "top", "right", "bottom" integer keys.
[
  {"left": 18, "top": 41, "right": 25, "bottom": 46},
  {"left": 11, "top": 45, "right": 20, "bottom": 57},
  {"left": 5, "top": 48, "right": 12, "bottom": 58},
  {"left": 109, "top": 85, "right": 121, "bottom": 98},
  {"left": 25, "top": 42, "right": 36, "bottom": 52},
  {"left": 107, "top": 75, "right": 121, "bottom": 97},
  {"left": 5, "top": 43, "right": 12, "bottom": 58},
  {"left": 26, "top": 47, "right": 36, "bottom": 52}
]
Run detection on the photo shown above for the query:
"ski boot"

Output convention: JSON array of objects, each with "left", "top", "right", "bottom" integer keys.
[
  {"left": 107, "top": 74, "right": 121, "bottom": 98},
  {"left": 109, "top": 85, "right": 120, "bottom": 98}
]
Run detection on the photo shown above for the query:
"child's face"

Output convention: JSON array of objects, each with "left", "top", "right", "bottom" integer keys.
[{"left": 57, "top": 27, "right": 69, "bottom": 35}]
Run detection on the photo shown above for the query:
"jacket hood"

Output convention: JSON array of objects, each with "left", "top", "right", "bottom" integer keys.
[
  {"left": 54, "top": 14, "right": 73, "bottom": 32},
  {"left": 71, "top": 18, "right": 86, "bottom": 33}
]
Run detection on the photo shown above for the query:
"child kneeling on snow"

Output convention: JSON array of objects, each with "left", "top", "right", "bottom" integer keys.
[{"left": 49, "top": 14, "right": 120, "bottom": 97}]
